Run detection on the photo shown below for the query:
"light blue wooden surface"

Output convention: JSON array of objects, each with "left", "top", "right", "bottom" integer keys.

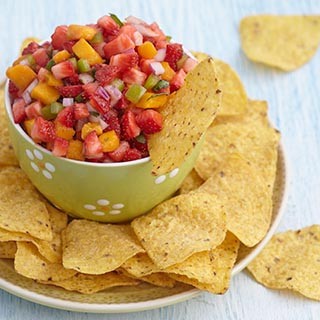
[{"left": 1, "top": 0, "right": 320, "bottom": 319}]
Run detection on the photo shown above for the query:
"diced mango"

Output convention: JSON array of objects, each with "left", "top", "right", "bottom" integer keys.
[
  {"left": 99, "top": 130, "right": 120, "bottom": 152},
  {"left": 67, "top": 140, "right": 84, "bottom": 161},
  {"left": 72, "top": 39, "right": 103, "bottom": 65},
  {"left": 46, "top": 72, "right": 63, "bottom": 87},
  {"left": 53, "top": 50, "right": 71, "bottom": 63},
  {"left": 138, "top": 41, "right": 157, "bottom": 59},
  {"left": 23, "top": 119, "right": 35, "bottom": 136},
  {"left": 6, "top": 65, "right": 37, "bottom": 90},
  {"left": 67, "top": 25, "right": 97, "bottom": 41},
  {"left": 161, "top": 62, "right": 175, "bottom": 81},
  {"left": 81, "top": 122, "right": 103, "bottom": 140},
  {"left": 136, "top": 92, "right": 168, "bottom": 109},
  {"left": 55, "top": 123, "right": 75, "bottom": 140},
  {"left": 31, "top": 83, "right": 60, "bottom": 105}
]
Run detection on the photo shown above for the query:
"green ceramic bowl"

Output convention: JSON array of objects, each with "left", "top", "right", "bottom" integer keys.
[{"left": 4, "top": 81, "right": 202, "bottom": 223}]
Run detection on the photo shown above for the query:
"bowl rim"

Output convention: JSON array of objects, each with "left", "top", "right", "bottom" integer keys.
[{"left": 4, "top": 80, "right": 151, "bottom": 168}]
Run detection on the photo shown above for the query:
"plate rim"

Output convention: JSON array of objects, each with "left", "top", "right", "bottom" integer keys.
[{"left": 0, "top": 141, "right": 289, "bottom": 313}]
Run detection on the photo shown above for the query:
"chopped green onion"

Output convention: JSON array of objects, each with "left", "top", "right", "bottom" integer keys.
[
  {"left": 90, "top": 31, "right": 103, "bottom": 44},
  {"left": 147, "top": 93, "right": 168, "bottom": 101},
  {"left": 77, "top": 59, "right": 90, "bottom": 73},
  {"left": 89, "top": 111, "right": 100, "bottom": 117},
  {"left": 166, "top": 35, "right": 172, "bottom": 42},
  {"left": 125, "top": 84, "right": 147, "bottom": 104},
  {"left": 144, "top": 74, "right": 160, "bottom": 90},
  {"left": 50, "top": 102, "right": 63, "bottom": 114},
  {"left": 153, "top": 80, "right": 169, "bottom": 92},
  {"left": 111, "top": 78, "right": 125, "bottom": 91},
  {"left": 46, "top": 59, "right": 56, "bottom": 71},
  {"left": 75, "top": 94, "right": 84, "bottom": 103},
  {"left": 109, "top": 13, "right": 124, "bottom": 27},
  {"left": 41, "top": 105, "right": 56, "bottom": 120},
  {"left": 176, "top": 54, "right": 188, "bottom": 70},
  {"left": 69, "top": 57, "right": 78, "bottom": 70}
]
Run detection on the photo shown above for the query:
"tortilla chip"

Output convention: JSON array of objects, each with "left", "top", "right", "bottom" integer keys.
[
  {"left": 247, "top": 225, "right": 320, "bottom": 301},
  {"left": 62, "top": 220, "right": 144, "bottom": 274},
  {"left": 0, "top": 166, "right": 52, "bottom": 241},
  {"left": 0, "top": 241, "right": 17, "bottom": 258},
  {"left": 179, "top": 169, "right": 204, "bottom": 194},
  {"left": 46, "top": 203, "right": 68, "bottom": 233},
  {"left": 131, "top": 192, "right": 227, "bottom": 269},
  {"left": 40, "top": 272, "right": 139, "bottom": 294},
  {"left": 193, "top": 52, "right": 248, "bottom": 116},
  {"left": 240, "top": 15, "right": 320, "bottom": 71},
  {"left": 0, "top": 89, "right": 19, "bottom": 166},
  {"left": 20, "top": 37, "right": 41, "bottom": 54},
  {"left": 148, "top": 58, "right": 221, "bottom": 175},
  {"left": 14, "top": 242, "right": 76, "bottom": 281},
  {"left": 166, "top": 232, "right": 239, "bottom": 294}
]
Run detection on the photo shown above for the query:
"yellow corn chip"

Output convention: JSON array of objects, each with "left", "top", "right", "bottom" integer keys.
[
  {"left": 131, "top": 192, "right": 227, "bottom": 269},
  {"left": 179, "top": 169, "right": 204, "bottom": 194},
  {"left": 62, "top": 220, "right": 145, "bottom": 274},
  {"left": 247, "top": 225, "right": 320, "bottom": 301},
  {"left": 0, "top": 166, "right": 52, "bottom": 241},
  {"left": 167, "top": 233, "right": 240, "bottom": 294},
  {"left": 148, "top": 58, "right": 221, "bottom": 175},
  {"left": 40, "top": 272, "right": 139, "bottom": 294},
  {"left": 14, "top": 242, "right": 76, "bottom": 281},
  {"left": 46, "top": 203, "right": 68, "bottom": 234},
  {"left": 240, "top": 15, "right": 320, "bottom": 71},
  {"left": 193, "top": 52, "right": 248, "bottom": 116},
  {"left": 0, "top": 241, "right": 16, "bottom": 258}
]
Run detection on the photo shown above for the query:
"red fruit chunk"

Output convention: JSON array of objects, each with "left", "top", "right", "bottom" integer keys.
[
  {"left": 130, "top": 138, "right": 149, "bottom": 158},
  {"left": 107, "top": 141, "right": 130, "bottom": 162},
  {"left": 122, "top": 68, "right": 147, "bottom": 85},
  {"left": 139, "top": 59, "right": 153, "bottom": 75},
  {"left": 113, "top": 96, "right": 129, "bottom": 110},
  {"left": 164, "top": 43, "right": 183, "bottom": 71},
  {"left": 12, "top": 99, "right": 26, "bottom": 124},
  {"left": 121, "top": 110, "right": 141, "bottom": 140},
  {"left": 95, "top": 65, "right": 120, "bottom": 85},
  {"left": 64, "top": 74, "right": 80, "bottom": 85},
  {"left": 74, "top": 103, "right": 89, "bottom": 120},
  {"left": 170, "top": 68, "right": 186, "bottom": 92},
  {"left": 109, "top": 52, "right": 139, "bottom": 73},
  {"left": 52, "top": 137, "right": 69, "bottom": 157},
  {"left": 122, "top": 148, "right": 142, "bottom": 162},
  {"left": 63, "top": 40, "right": 77, "bottom": 54},
  {"left": 59, "top": 85, "right": 83, "bottom": 98},
  {"left": 97, "top": 15, "right": 120, "bottom": 36},
  {"left": 92, "top": 42, "right": 106, "bottom": 58},
  {"left": 150, "top": 22, "right": 167, "bottom": 49},
  {"left": 56, "top": 106, "right": 75, "bottom": 128},
  {"left": 8, "top": 81, "right": 19, "bottom": 99},
  {"left": 82, "top": 82, "right": 99, "bottom": 98},
  {"left": 135, "top": 109, "right": 163, "bottom": 134},
  {"left": 90, "top": 87, "right": 110, "bottom": 114},
  {"left": 51, "top": 25, "right": 68, "bottom": 50},
  {"left": 32, "top": 48, "right": 49, "bottom": 68},
  {"left": 31, "top": 117, "right": 56, "bottom": 143},
  {"left": 103, "top": 34, "right": 135, "bottom": 59},
  {"left": 22, "top": 41, "right": 40, "bottom": 55},
  {"left": 51, "top": 61, "right": 75, "bottom": 79},
  {"left": 84, "top": 131, "right": 103, "bottom": 159},
  {"left": 102, "top": 109, "right": 121, "bottom": 137},
  {"left": 25, "top": 101, "right": 42, "bottom": 119},
  {"left": 119, "top": 25, "right": 141, "bottom": 44}
]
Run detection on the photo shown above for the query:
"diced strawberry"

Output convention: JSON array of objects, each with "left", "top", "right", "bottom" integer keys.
[
  {"left": 63, "top": 40, "right": 77, "bottom": 54},
  {"left": 64, "top": 74, "right": 80, "bottom": 85},
  {"left": 22, "top": 41, "right": 40, "bottom": 55},
  {"left": 56, "top": 106, "right": 75, "bottom": 127},
  {"left": 149, "top": 22, "right": 167, "bottom": 49},
  {"left": 121, "top": 110, "right": 141, "bottom": 140},
  {"left": 74, "top": 103, "right": 89, "bottom": 120},
  {"left": 107, "top": 141, "right": 130, "bottom": 162},
  {"left": 51, "top": 61, "right": 75, "bottom": 79},
  {"left": 135, "top": 109, "right": 163, "bottom": 134},
  {"left": 97, "top": 15, "right": 120, "bottom": 36},
  {"left": 102, "top": 109, "right": 121, "bottom": 136},
  {"left": 51, "top": 25, "right": 68, "bottom": 50},
  {"left": 182, "top": 58, "right": 198, "bottom": 73},
  {"left": 119, "top": 25, "right": 142, "bottom": 45},
  {"left": 122, "top": 148, "right": 142, "bottom": 162},
  {"left": 25, "top": 101, "right": 42, "bottom": 119},
  {"left": 109, "top": 52, "right": 139, "bottom": 73},
  {"left": 130, "top": 138, "right": 149, "bottom": 158},
  {"left": 92, "top": 42, "right": 106, "bottom": 58},
  {"left": 8, "top": 81, "right": 19, "bottom": 99},
  {"left": 94, "top": 65, "right": 120, "bottom": 85},
  {"left": 12, "top": 99, "right": 26, "bottom": 124},
  {"left": 31, "top": 116, "right": 56, "bottom": 143},
  {"left": 52, "top": 137, "right": 69, "bottom": 157},
  {"left": 164, "top": 43, "right": 183, "bottom": 71},
  {"left": 32, "top": 48, "right": 49, "bottom": 67},
  {"left": 139, "top": 59, "right": 154, "bottom": 75},
  {"left": 84, "top": 131, "right": 103, "bottom": 159},
  {"left": 122, "top": 68, "right": 147, "bottom": 85},
  {"left": 103, "top": 34, "right": 135, "bottom": 59},
  {"left": 82, "top": 82, "right": 99, "bottom": 99},
  {"left": 37, "top": 67, "right": 50, "bottom": 82},
  {"left": 113, "top": 95, "right": 129, "bottom": 110},
  {"left": 58, "top": 85, "right": 83, "bottom": 98},
  {"left": 89, "top": 86, "right": 110, "bottom": 114},
  {"left": 170, "top": 68, "right": 186, "bottom": 92}
]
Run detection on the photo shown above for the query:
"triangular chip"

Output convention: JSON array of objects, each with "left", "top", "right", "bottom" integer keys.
[
  {"left": 240, "top": 15, "right": 320, "bottom": 71},
  {"left": 0, "top": 166, "right": 52, "bottom": 241},
  {"left": 247, "top": 225, "right": 320, "bottom": 301},
  {"left": 62, "top": 220, "right": 145, "bottom": 274},
  {"left": 0, "top": 241, "right": 16, "bottom": 258},
  {"left": 131, "top": 192, "right": 227, "bottom": 269},
  {"left": 148, "top": 58, "right": 221, "bottom": 175},
  {"left": 179, "top": 169, "right": 204, "bottom": 195},
  {"left": 14, "top": 242, "right": 76, "bottom": 281}
]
